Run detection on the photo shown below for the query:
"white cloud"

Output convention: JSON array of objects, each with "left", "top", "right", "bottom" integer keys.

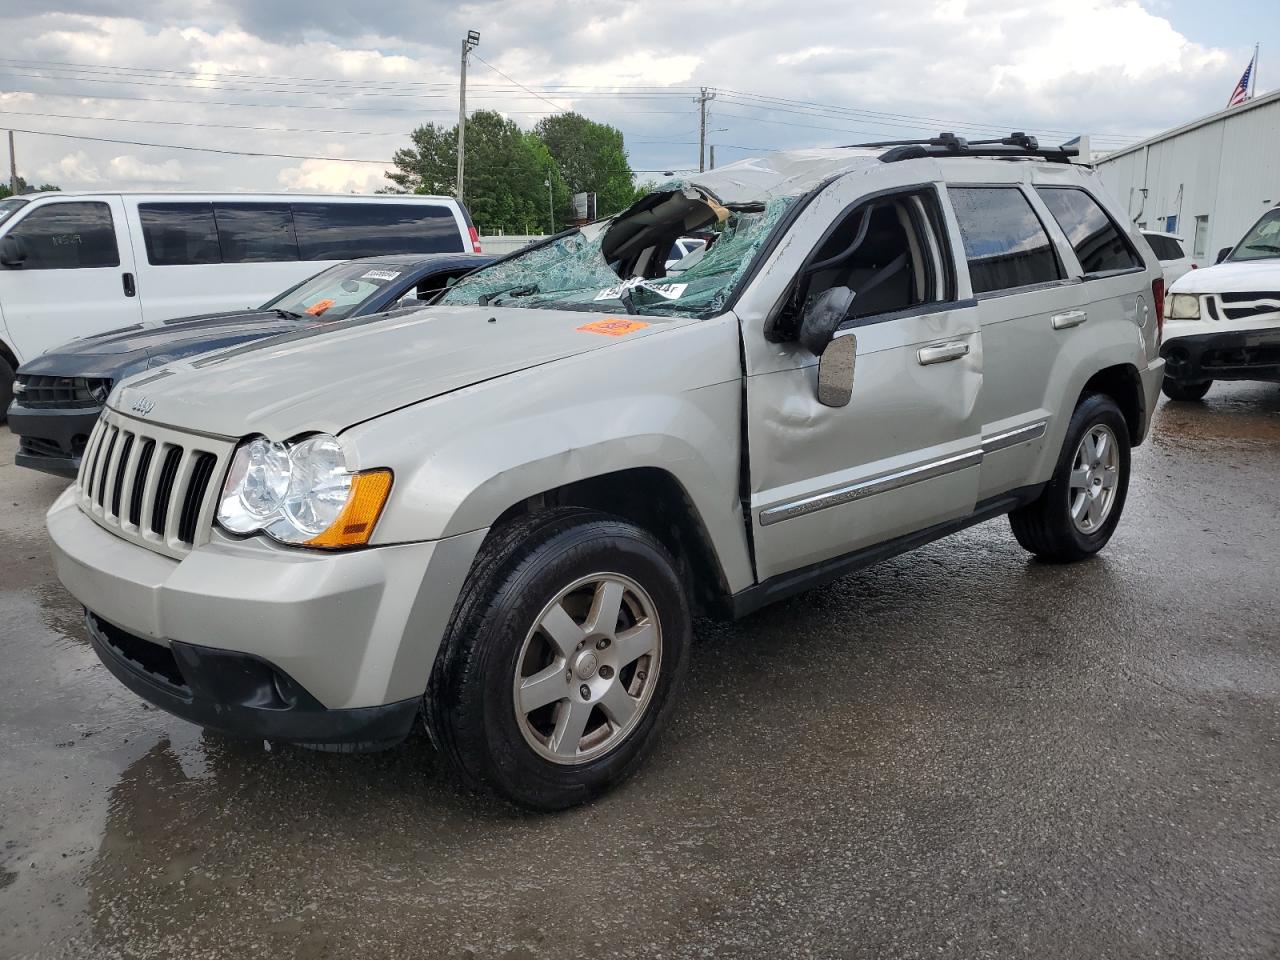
[
  {"left": 107, "top": 154, "right": 186, "bottom": 182},
  {"left": 37, "top": 150, "right": 103, "bottom": 185},
  {"left": 276, "top": 159, "right": 389, "bottom": 194}
]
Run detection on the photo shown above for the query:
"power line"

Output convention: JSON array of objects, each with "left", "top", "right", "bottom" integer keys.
[
  {"left": 0, "top": 86, "right": 696, "bottom": 117},
  {"left": 0, "top": 56, "right": 702, "bottom": 93},
  {"left": 0, "top": 68, "right": 700, "bottom": 102},
  {"left": 4, "top": 126, "right": 393, "bottom": 164},
  {"left": 0, "top": 108, "right": 405, "bottom": 138},
  {"left": 717, "top": 89, "right": 1138, "bottom": 143},
  {"left": 471, "top": 54, "right": 571, "bottom": 113}
]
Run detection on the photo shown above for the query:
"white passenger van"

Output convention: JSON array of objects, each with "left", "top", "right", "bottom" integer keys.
[{"left": 0, "top": 192, "right": 478, "bottom": 414}]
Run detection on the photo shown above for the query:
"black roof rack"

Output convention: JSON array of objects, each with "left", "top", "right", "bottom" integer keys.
[{"left": 845, "top": 132, "right": 1080, "bottom": 164}]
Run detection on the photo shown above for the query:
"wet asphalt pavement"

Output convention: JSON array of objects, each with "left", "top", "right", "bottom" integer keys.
[{"left": 1, "top": 383, "right": 1279, "bottom": 960}]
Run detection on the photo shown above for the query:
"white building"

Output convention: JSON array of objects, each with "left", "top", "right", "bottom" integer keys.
[{"left": 1094, "top": 89, "right": 1280, "bottom": 267}]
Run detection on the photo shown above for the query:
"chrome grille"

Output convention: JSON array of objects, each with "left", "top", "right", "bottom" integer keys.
[
  {"left": 76, "top": 408, "right": 235, "bottom": 559},
  {"left": 15, "top": 374, "right": 112, "bottom": 409}
]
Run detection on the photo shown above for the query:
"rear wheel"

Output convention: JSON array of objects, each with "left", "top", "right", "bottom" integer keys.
[
  {"left": 1162, "top": 378, "right": 1212, "bottom": 402},
  {"left": 425, "top": 508, "right": 691, "bottom": 811},
  {"left": 1009, "top": 394, "right": 1131, "bottom": 562},
  {"left": 0, "top": 356, "right": 14, "bottom": 424}
]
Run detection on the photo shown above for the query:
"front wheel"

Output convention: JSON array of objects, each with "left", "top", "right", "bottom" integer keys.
[
  {"left": 425, "top": 508, "right": 691, "bottom": 810},
  {"left": 1161, "top": 378, "right": 1212, "bottom": 402},
  {"left": 1009, "top": 393, "right": 1131, "bottom": 563}
]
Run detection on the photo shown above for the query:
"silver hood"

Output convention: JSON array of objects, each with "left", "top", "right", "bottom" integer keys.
[{"left": 110, "top": 304, "right": 687, "bottom": 439}]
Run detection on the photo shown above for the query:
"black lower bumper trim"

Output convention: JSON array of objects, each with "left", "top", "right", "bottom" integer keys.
[
  {"left": 1161, "top": 329, "right": 1280, "bottom": 384},
  {"left": 86, "top": 611, "right": 419, "bottom": 746},
  {"left": 8, "top": 404, "right": 99, "bottom": 478}
]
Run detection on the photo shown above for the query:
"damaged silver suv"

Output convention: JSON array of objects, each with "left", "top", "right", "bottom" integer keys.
[{"left": 48, "top": 135, "right": 1165, "bottom": 810}]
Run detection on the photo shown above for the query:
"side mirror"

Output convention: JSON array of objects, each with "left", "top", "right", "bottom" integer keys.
[
  {"left": 798, "top": 285, "right": 854, "bottom": 355},
  {"left": 0, "top": 235, "right": 26, "bottom": 267},
  {"left": 817, "top": 334, "right": 857, "bottom": 407},
  {"left": 1215, "top": 246, "right": 1232, "bottom": 264}
]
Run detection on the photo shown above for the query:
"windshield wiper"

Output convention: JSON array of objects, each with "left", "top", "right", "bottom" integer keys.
[
  {"left": 271, "top": 308, "right": 305, "bottom": 320},
  {"left": 617, "top": 287, "right": 640, "bottom": 315},
  {"left": 479, "top": 283, "right": 539, "bottom": 307},
  {"left": 1244, "top": 243, "right": 1280, "bottom": 253}
]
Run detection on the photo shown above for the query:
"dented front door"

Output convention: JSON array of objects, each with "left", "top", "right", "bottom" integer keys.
[
  {"left": 744, "top": 305, "right": 983, "bottom": 581},
  {"left": 730, "top": 166, "right": 985, "bottom": 583}
]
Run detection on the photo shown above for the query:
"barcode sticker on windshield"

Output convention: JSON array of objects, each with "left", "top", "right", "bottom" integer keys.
[
  {"left": 594, "top": 278, "right": 687, "bottom": 301},
  {"left": 361, "top": 269, "right": 401, "bottom": 282}
]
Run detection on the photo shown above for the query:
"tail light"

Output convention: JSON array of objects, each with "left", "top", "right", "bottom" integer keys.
[
  {"left": 1151, "top": 277, "right": 1165, "bottom": 345},
  {"left": 1190, "top": 263, "right": 1198, "bottom": 269},
  {"left": 468, "top": 226, "right": 482, "bottom": 254}
]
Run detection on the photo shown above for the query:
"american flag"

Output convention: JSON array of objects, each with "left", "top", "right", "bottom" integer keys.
[{"left": 1228, "top": 54, "right": 1255, "bottom": 107}]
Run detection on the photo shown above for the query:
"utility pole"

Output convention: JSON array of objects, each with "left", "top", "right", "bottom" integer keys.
[
  {"left": 696, "top": 87, "right": 716, "bottom": 173},
  {"left": 8, "top": 131, "right": 17, "bottom": 196},
  {"left": 456, "top": 30, "right": 480, "bottom": 204},
  {"left": 544, "top": 178, "right": 554, "bottom": 234}
]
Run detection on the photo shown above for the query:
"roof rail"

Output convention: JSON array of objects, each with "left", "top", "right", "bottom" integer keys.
[{"left": 845, "top": 132, "right": 1080, "bottom": 164}]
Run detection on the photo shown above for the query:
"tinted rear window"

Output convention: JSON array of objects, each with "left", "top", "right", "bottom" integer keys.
[
  {"left": 140, "top": 203, "right": 221, "bottom": 266},
  {"left": 949, "top": 187, "right": 1063, "bottom": 295},
  {"left": 1144, "top": 234, "right": 1183, "bottom": 261},
  {"left": 291, "top": 203, "right": 464, "bottom": 260},
  {"left": 1037, "top": 187, "right": 1142, "bottom": 274},
  {"left": 214, "top": 203, "right": 299, "bottom": 262},
  {"left": 7, "top": 201, "right": 120, "bottom": 269}
]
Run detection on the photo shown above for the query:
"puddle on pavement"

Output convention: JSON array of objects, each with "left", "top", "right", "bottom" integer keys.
[{"left": 1152, "top": 382, "right": 1280, "bottom": 451}]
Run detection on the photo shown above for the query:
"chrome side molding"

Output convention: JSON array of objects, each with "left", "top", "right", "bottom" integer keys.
[{"left": 758, "top": 419, "right": 1049, "bottom": 526}]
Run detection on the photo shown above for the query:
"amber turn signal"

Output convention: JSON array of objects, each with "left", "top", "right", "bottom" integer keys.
[{"left": 305, "top": 469, "right": 393, "bottom": 549}]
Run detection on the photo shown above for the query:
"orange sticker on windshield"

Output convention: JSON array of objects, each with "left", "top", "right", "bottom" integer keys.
[
  {"left": 305, "top": 298, "right": 335, "bottom": 316},
  {"left": 577, "top": 318, "right": 649, "bottom": 337}
]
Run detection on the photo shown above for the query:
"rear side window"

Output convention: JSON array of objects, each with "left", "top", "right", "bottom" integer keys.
[
  {"left": 949, "top": 187, "right": 1062, "bottom": 295},
  {"left": 1144, "top": 234, "right": 1183, "bottom": 261},
  {"left": 291, "top": 203, "right": 464, "bottom": 260},
  {"left": 140, "top": 203, "right": 221, "bottom": 266},
  {"left": 214, "top": 203, "right": 299, "bottom": 263},
  {"left": 7, "top": 201, "right": 120, "bottom": 270},
  {"left": 1037, "top": 187, "right": 1142, "bottom": 274}
]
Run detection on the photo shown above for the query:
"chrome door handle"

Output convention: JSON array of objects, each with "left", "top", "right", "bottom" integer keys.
[
  {"left": 1051, "top": 310, "right": 1088, "bottom": 329},
  {"left": 916, "top": 341, "right": 970, "bottom": 365}
]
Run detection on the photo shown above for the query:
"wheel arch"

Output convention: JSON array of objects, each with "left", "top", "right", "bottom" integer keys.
[
  {"left": 487, "top": 466, "right": 736, "bottom": 618},
  {"left": 0, "top": 337, "right": 17, "bottom": 373},
  {"left": 1079, "top": 362, "right": 1145, "bottom": 445}
]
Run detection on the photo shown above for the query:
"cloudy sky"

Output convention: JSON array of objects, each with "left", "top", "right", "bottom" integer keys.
[{"left": 3, "top": 0, "right": 1277, "bottom": 195}]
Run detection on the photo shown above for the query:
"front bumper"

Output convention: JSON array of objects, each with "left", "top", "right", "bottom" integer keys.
[
  {"left": 87, "top": 611, "right": 421, "bottom": 745},
  {"left": 1161, "top": 329, "right": 1280, "bottom": 384},
  {"left": 47, "top": 488, "right": 487, "bottom": 739},
  {"left": 8, "top": 402, "right": 100, "bottom": 478}
]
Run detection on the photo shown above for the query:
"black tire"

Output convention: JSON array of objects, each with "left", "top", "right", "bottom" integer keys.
[
  {"left": 425, "top": 507, "right": 691, "bottom": 811},
  {"left": 0, "top": 355, "right": 14, "bottom": 425},
  {"left": 1161, "top": 377, "right": 1212, "bottom": 402},
  {"left": 1009, "top": 393, "right": 1131, "bottom": 563}
]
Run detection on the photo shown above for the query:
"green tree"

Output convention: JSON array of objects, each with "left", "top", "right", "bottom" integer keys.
[
  {"left": 534, "top": 112, "right": 636, "bottom": 218},
  {"left": 0, "top": 176, "right": 59, "bottom": 199},
  {"left": 385, "top": 110, "right": 568, "bottom": 234}
]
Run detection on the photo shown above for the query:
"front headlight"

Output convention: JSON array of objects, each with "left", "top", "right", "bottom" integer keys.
[
  {"left": 1168, "top": 293, "right": 1201, "bottom": 320},
  {"left": 217, "top": 434, "right": 392, "bottom": 549}
]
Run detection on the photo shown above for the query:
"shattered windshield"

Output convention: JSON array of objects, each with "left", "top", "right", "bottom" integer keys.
[
  {"left": 439, "top": 192, "right": 794, "bottom": 318},
  {"left": 1229, "top": 209, "right": 1280, "bottom": 261}
]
